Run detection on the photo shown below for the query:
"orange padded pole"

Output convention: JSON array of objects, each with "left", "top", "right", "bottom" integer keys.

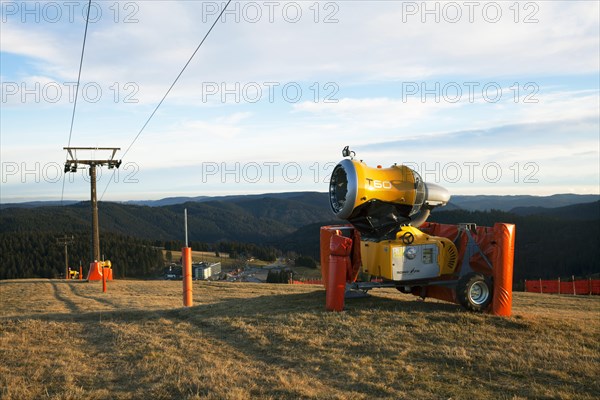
[
  {"left": 491, "top": 223, "right": 515, "bottom": 316},
  {"left": 326, "top": 234, "right": 353, "bottom": 312},
  {"left": 320, "top": 225, "right": 354, "bottom": 289},
  {"left": 182, "top": 247, "right": 193, "bottom": 307},
  {"left": 326, "top": 255, "right": 348, "bottom": 312},
  {"left": 320, "top": 227, "right": 340, "bottom": 289}
]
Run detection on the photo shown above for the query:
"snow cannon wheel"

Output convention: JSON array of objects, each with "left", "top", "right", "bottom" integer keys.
[{"left": 457, "top": 273, "right": 493, "bottom": 312}]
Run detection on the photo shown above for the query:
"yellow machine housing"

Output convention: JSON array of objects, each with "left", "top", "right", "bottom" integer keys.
[
  {"left": 360, "top": 226, "right": 458, "bottom": 281},
  {"left": 330, "top": 159, "right": 426, "bottom": 220}
]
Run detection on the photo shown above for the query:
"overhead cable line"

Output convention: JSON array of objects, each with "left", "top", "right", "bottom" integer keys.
[
  {"left": 99, "top": 0, "right": 232, "bottom": 201},
  {"left": 60, "top": 0, "right": 93, "bottom": 205}
]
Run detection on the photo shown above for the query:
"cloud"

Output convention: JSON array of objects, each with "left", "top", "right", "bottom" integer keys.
[
  {"left": 0, "top": 25, "right": 66, "bottom": 63},
  {"left": 294, "top": 96, "right": 455, "bottom": 131},
  {"left": 360, "top": 117, "right": 598, "bottom": 154},
  {"left": 355, "top": 116, "right": 599, "bottom": 195},
  {"left": 1, "top": 1, "right": 598, "bottom": 200},
  {"left": 2, "top": 2, "right": 598, "bottom": 92}
]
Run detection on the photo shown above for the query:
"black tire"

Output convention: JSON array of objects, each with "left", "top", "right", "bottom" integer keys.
[{"left": 457, "top": 273, "right": 493, "bottom": 312}]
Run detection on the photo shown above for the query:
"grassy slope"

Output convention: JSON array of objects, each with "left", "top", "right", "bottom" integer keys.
[{"left": 0, "top": 280, "right": 598, "bottom": 400}]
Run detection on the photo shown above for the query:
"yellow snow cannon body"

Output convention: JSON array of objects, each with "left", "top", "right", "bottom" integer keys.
[{"left": 328, "top": 148, "right": 458, "bottom": 283}]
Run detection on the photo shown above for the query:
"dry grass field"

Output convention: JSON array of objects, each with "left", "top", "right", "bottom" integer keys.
[{"left": 1, "top": 279, "right": 598, "bottom": 400}]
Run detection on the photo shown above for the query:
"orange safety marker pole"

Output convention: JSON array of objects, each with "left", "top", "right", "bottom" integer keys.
[
  {"left": 182, "top": 208, "right": 193, "bottom": 307},
  {"left": 79, "top": 265, "right": 83, "bottom": 280},
  {"left": 182, "top": 247, "right": 193, "bottom": 306},
  {"left": 102, "top": 267, "right": 107, "bottom": 292}
]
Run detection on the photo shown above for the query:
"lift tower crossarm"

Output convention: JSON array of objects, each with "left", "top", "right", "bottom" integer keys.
[{"left": 62, "top": 147, "right": 121, "bottom": 263}]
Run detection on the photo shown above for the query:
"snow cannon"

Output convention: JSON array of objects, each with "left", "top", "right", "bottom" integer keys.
[
  {"left": 321, "top": 147, "right": 515, "bottom": 316},
  {"left": 329, "top": 147, "right": 450, "bottom": 239}
]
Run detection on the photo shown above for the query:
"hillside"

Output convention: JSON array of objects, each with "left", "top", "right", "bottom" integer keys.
[
  {"left": 510, "top": 200, "right": 600, "bottom": 220},
  {"left": 1, "top": 194, "right": 599, "bottom": 281},
  {"left": 429, "top": 208, "right": 600, "bottom": 281},
  {"left": 1, "top": 280, "right": 598, "bottom": 400},
  {"left": 0, "top": 195, "right": 332, "bottom": 242}
]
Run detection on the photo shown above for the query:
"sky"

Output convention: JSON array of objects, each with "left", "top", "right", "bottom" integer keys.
[{"left": 1, "top": 0, "right": 599, "bottom": 202}]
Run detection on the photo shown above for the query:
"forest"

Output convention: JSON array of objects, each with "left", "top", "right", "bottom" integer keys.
[
  {"left": 0, "top": 232, "right": 163, "bottom": 279},
  {"left": 0, "top": 197, "right": 598, "bottom": 282}
]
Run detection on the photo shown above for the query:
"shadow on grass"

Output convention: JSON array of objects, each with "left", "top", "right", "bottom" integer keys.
[
  {"left": 49, "top": 281, "right": 81, "bottom": 313},
  {"left": 3, "top": 285, "right": 544, "bottom": 398},
  {"left": 1, "top": 286, "right": 492, "bottom": 324},
  {"left": 165, "top": 291, "right": 474, "bottom": 397},
  {"left": 163, "top": 291, "right": 545, "bottom": 397},
  {"left": 68, "top": 282, "right": 122, "bottom": 309}
]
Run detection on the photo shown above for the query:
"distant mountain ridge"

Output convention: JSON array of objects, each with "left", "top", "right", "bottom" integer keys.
[
  {"left": 448, "top": 194, "right": 600, "bottom": 211},
  {"left": 126, "top": 191, "right": 328, "bottom": 207},
  {"left": 2, "top": 192, "right": 598, "bottom": 211}
]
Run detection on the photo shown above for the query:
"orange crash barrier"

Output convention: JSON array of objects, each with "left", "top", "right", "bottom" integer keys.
[
  {"left": 87, "top": 261, "right": 113, "bottom": 281},
  {"left": 419, "top": 222, "right": 515, "bottom": 316}
]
